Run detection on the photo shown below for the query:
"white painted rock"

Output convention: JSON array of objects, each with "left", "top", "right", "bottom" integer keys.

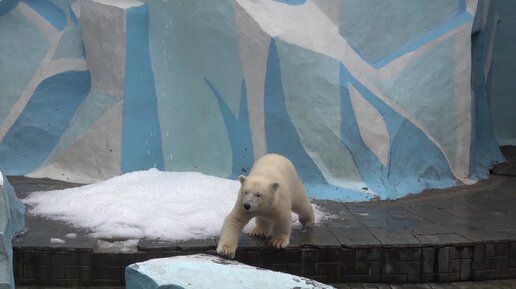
[{"left": 125, "top": 254, "right": 335, "bottom": 289}]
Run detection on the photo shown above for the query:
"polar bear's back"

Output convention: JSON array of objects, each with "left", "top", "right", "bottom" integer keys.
[{"left": 250, "top": 154, "right": 298, "bottom": 183}]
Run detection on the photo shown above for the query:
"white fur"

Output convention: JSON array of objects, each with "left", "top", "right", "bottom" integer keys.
[{"left": 216, "top": 154, "right": 315, "bottom": 258}]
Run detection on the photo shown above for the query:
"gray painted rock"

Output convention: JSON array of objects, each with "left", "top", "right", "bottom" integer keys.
[
  {"left": 125, "top": 254, "right": 335, "bottom": 289},
  {"left": 0, "top": 170, "right": 25, "bottom": 289}
]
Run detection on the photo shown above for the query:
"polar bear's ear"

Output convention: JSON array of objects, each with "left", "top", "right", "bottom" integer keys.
[
  {"left": 239, "top": 175, "right": 247, "bottom": 184},
  {"left": 271, "top": 182, "right": 280, "bottom": 192}
]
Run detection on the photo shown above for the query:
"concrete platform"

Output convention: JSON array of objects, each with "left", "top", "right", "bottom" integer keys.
[
  {"left": 9, "top": 147, "right": 516, "bottom": 287},
  {"left": 15, "top": 278, "right": 516, "bottom": 289}
]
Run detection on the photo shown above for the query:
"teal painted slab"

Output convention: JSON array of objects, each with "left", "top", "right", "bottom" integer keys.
[{"left": 126, "top": 254, "right": 334, "bottom": 289}]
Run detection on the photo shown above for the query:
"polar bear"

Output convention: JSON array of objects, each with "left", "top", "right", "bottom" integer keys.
[{"left": 216, "top": 154, "right": 315, "bottom": 258}]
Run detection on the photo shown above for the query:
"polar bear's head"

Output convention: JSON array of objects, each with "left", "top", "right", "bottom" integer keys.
[{"left": 238, "top": 175, "right": 279, "bottom": 213}]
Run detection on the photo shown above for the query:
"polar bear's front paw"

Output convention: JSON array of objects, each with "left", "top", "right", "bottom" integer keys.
[
  {"left": 216, "top": 243, "right": 237, "bottom": 259},
  {"left": 270, "top": 236, "right": 289, "bottom": 249},
  {"left": 250, "top": 228, "right": 271, "bottom": 238}
]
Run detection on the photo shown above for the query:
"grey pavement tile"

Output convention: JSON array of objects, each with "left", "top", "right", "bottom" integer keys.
[
  {"left": 137, "top": 237, "right": 217, "bottom": 252},
  {"left": 500, "top": 146, "right": 516, "bottom": 162},
  {"left": 428, "top": 283, "right": 458, "bottom": 289},
  {"left": 290, "top": 225, "right": 341, "bottom": 247},
  {"left": 497, "top": 279, "right": 516, "bottom": 288},
  {"left": 413, "top": 233, "right": 471, "bottom": 246},
  {"left": 450, "top": 281, "right": 498, "bottom": 289},
  {"left": 315, "top": 200, "right": 356, "bottom": 219},
  {"left": 362, "top": 283, "right": 378, "bottom": 289},
  {"left": 388, "top": 209, "right": 415, "bottom": 220},
  {"left": 402, "top": 221, "right": 455, "bottom": 236},
  {"left": 327, "top": 218, "right": 366, "bottom": 228},
  {"left": 455, "top": 229, "right": 516, "bottom": 243},
  {"left": 362, "top": 284, "right": 380, "bottom": 289},
  {"left": 368, "top": 227, "right": 421, "bottom": 247},
  {"left": 236, "top": 233, "right": 270, "bottom": 249},
  {"left": 327, "top": 226, "right": 381, "bottom": 247},
  {"left": 360, "top": 218, "right": 391, "bottom": 228},
  {"left": 403, "top": 284, "right": 432, "bottom": 289},
  {"left": 333, "top": 284, "right": 352, "bottom": 289},
  {"left": 348, "top": 284, "right": 366, "bottom": 289},
  {"left": 491, "top": 161, "right": 516, "bottom": 177},
  {"left": 401, "top": 205, "right": 463, "bottom": 226}
]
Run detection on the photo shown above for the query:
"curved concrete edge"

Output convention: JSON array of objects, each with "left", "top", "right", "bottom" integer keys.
[
  {"left": 125, "top": 254, "right": 335, "bottom": 289},
  {"left": 0, "top": 170, "right": 25, "bottom": 289}
]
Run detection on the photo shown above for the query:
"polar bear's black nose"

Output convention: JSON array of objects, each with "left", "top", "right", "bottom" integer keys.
[{"left": 243, "top": 203, "right": 251, "bottom": 211}]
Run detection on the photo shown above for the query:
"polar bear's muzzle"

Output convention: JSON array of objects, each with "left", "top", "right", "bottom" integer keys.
[{"left": 243, "top": 199, "right": 257, "bottom": 212}]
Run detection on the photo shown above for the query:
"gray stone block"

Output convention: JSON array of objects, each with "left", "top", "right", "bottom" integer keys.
[
  {"left": 422, "top": 247, "right": 435, "bottom": 274},
  {"left": 460, "top": 258, "right": 472, "bottom": 280},
  {"left": 438, "top": 247, "right": 450, "bottom": 273}
]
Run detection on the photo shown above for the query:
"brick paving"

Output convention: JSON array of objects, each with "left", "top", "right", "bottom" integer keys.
[
  {"left": 8, "top": 146, "right": 516, "bottom": 287},
  {"left": 15, "top": 279, "right": 516, "bottom": 288}
]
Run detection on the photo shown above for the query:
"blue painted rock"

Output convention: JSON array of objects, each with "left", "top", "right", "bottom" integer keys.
[
  {"left": 0, "top": 170, "right": 25, "bottom": 289},
  {"left": 126, "top": 254, "right": 335, "bottom": 289}
]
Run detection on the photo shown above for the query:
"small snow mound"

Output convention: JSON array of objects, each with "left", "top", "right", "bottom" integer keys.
[
  {"left": 65, "top": 233, "right": 77, "bottom": 239},
  {"left": 97, "top": 239, "right": 138, "bottom": 253},
  {"left": 23, "top": 169, "right": 331, "bottom": 241},
  {"left": 50, "top": 238, "right": 65, "bottom": 244}
]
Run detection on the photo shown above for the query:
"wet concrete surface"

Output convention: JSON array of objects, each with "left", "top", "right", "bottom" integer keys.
[{"left": 8, "top": 146, "right": 516, "bottom": 286}]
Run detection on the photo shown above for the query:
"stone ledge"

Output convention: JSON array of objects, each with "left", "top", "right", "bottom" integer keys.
[{"left": 13, "top": 240, "right": 516, "bottom": 286}]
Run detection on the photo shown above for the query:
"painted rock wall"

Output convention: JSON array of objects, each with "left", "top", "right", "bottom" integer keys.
[
  {"left": 0, "top": 171, "right": 25, "bottom": 289},
  {"left": 0, "top": 0, "right": 505, "bottom": 201}
]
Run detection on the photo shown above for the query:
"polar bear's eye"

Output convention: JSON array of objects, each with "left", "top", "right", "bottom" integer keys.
[
  {"left": 256, "top": 193, "right": 261, "bottom": 197},
  {"left": 244, "top": 191, "right": 248, "bottom": 195}
]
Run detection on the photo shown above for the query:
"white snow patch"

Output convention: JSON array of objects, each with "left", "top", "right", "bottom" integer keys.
[
  {"left": 93, "top": 0, "right": 143, "bottom": 9},
  {"left": 65, "top": 233, "right": 77, "bottom": 239},
  {"left": 23, "top": 169, "right": 331, "bottom": 241},
  {"left": 50, "top": 238, "right": 66, "bottom": 244},
  {"left": 97, "top": 239, "right": 138, "bottom": 253}
]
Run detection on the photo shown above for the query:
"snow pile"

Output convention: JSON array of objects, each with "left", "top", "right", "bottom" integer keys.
[
  {"left": 23, "top": 169, "right": 330, "bottom": 241},
  {"left": 50, "top": 238, "right": 66, "bottom": 244}
]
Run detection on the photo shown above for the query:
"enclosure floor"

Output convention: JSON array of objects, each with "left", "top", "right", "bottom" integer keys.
[
  {"left": 15, "top": 278, "right": 516, "bottom": 289},
  {"left": 9, "top": 146, "right": 516, "bottom": 286}
]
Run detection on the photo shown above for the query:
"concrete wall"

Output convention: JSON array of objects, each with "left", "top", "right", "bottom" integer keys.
[{"left": 0, "top": 0, "right": 508, "bottom": 201}]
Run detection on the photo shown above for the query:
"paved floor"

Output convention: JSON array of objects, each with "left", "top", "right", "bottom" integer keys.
[
  {"left": 8, "top": 146, "right": 516, "bottom": 286},
  {"left": 11, "top": 147, "right": 516, "bottom": 250}
]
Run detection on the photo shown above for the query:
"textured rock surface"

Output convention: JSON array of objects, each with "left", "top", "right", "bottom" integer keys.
[
  {"left": 0, "top": 0, "right": 510, "bottom": 200},
  {"left": 487, "top": 0, "right": 516, "bottom": 145},
  {"left": 125, "top": 254, "right": 334, "bottom": 289},
  {"left": 0, "top": 170, "right": 25, "bottom": 289}
]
